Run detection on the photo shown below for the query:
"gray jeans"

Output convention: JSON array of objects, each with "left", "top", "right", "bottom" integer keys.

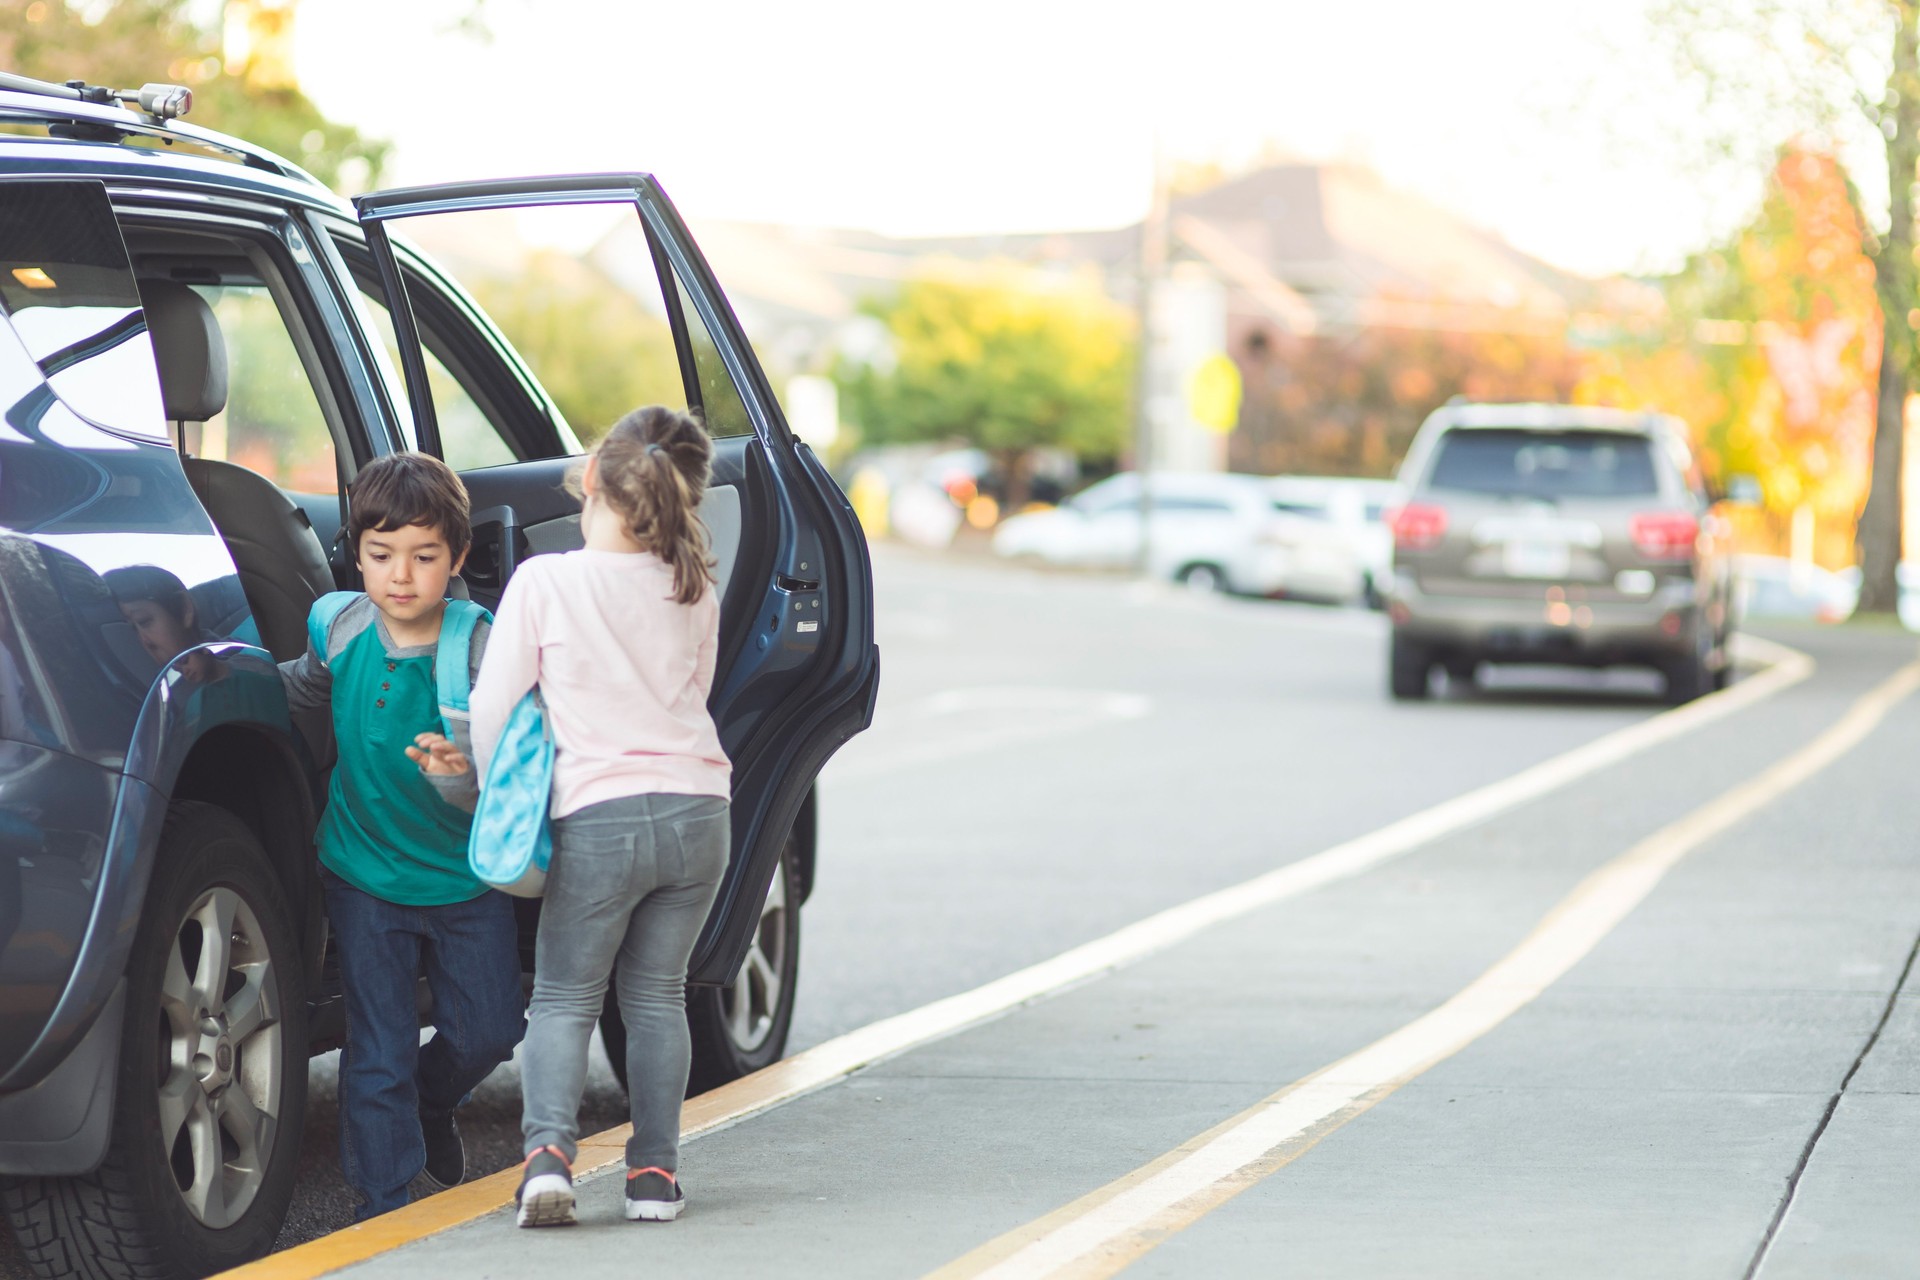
[{"left": 521, "top": 793, "right": 728, "bottom": 1170}]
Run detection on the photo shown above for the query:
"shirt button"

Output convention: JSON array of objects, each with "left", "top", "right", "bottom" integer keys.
[
  {"left": 387, "top": 662, "right": 397, "bottom": 672},
  {"left": 381, "top": 682, "right": 390, "bottom": 690},
  {"left": 376, "top": 698, "right": 386, "bottom": 708}
]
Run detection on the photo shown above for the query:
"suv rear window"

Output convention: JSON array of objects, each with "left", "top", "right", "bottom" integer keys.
[{"left": 1426, "top": 429, "right": 1659, "bottom": 499}]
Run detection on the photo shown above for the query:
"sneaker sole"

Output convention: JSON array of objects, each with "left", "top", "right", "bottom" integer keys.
[
  {"left": 624, "top": 1197, "right": 684, "bottom": 1222},
  {"left": 517, "top": 1176, "right": 577, "bottom": 1228}
]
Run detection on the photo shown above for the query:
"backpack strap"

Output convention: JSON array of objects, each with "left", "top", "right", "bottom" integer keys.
[
  {"left": 434, "top": 598, "right": 492, "bottom": 722},
  {"left": 306, "top": 591, "right": 361, "bottom": 662}
]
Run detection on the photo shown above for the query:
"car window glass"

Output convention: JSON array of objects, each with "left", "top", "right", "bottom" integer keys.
[
  {"left": 186, "top": 283, "right": 338, "bottom": 493},
  {"left": 1272, "top": 500, "right": 1330, "bottom": 520},
  {"left": 1426, "top": 430, "right": 1659, "bottom": 499},
  {"left": 352, "top": 284, "right": 515, "bottom": 471},
  {"left": 1156, "top": 496, "right": 1233, "bottom": 514},
  {"left": 365, "top": 206, "right": 683, "bottom": 450},
  {"left": 670, "top": 267, "right": 755, "bottom": 439},
  {"left": 0, "top": 180, "right": 165, "bottom": 441}
]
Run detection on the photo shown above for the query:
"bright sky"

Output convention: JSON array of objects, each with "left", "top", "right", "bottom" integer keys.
[{"left": 294, "top": 0, "right": 1876, "bottom": 279}]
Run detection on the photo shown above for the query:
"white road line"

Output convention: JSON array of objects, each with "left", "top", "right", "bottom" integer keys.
[
  {"left": 684, "top": 636, "right": 1811, "bottom": 1139},
  {"left": 951, "top": 652, "right": 1920, "bottom": 1280}
]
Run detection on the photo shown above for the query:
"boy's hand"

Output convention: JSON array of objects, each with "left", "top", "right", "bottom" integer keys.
[{"left": 407, "top": 733, "right": 471, "bottom": 776}]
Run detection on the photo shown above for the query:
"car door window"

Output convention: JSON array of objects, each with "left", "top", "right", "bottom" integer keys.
[
  {"left": 348, "top": 282, "right": 517, "bottom": 470},
  {"left": 186, "top": 282, "right": 339, "bottom": 493},
  {"left": 346, "top": 204, "right": 689, "bottom": 457}
]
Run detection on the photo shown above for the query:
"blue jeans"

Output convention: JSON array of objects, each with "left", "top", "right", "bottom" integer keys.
[
  {"left": 521, "top": 794, "right": 728, "bottom": 1171},
  {"left": 322, "top": 871, "right": 525, "bottom": 1220}
]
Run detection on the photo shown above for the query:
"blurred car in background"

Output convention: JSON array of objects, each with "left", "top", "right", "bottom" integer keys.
[
  {"left": 1834, "top": 561, "right": 1920, "bottom": 629},
  {"left": 1384, "top": 403, "right": 1735, "bottom": 703},
  {"left": 1735, "top": 555, "right": 1857, "bottom": 624},
  {"left": 993, "top": 471, "right": 1325, "bottom": 595},
  {"left": 1267, "top": 475, "right": 1404, "bottom": 607}
]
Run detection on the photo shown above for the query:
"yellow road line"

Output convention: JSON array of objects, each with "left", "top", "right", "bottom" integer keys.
[
  {"left": 219, "top": 636, "right": 1811, "bottom": 1280},
  {"left": 932, "top": 654, "right": 1920, "bottom": 1280}
]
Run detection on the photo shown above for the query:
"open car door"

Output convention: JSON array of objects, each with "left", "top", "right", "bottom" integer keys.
[{"left": 351, "top": 175, "right": 878, "bottom": 1076}]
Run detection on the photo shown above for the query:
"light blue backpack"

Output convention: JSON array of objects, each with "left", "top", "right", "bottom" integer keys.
[
  {"left": 307, "top": 592, "right": 550, "bottom": 896},
  {"left": 467, "top": 688, "right": 553, "bottom": 898}
]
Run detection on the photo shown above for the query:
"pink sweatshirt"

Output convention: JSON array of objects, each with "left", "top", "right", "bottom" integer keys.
[{"left": 470, "top": 548, "right": 731, "bottom": 818}]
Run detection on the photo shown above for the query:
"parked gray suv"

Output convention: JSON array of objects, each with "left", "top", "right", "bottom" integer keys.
[{"left": 1384, "top": 403, "right": 1734, "bottom": 702}]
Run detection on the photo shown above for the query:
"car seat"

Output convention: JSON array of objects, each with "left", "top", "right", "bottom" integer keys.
[{"left": 137, "top": 279, "right": 335, "bottom": 664}]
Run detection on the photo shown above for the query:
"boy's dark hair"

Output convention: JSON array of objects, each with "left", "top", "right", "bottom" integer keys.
[{"left": 349, "top": 452, "right": 472, "bottom": 560}]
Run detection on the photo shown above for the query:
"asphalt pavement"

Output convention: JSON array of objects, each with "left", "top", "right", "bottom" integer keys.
[{"left": 5, "top": 543, "right": 1917, "bottom": 1278}]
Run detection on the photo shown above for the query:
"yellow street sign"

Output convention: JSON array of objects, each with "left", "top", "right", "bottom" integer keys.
[{"left": 1189, "top": 352, "right": 1242, "bottom": 433}]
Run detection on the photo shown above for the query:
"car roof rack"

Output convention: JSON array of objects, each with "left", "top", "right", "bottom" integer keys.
[{"left": 0, "top": 69, "right": 307, "bottom": 181}]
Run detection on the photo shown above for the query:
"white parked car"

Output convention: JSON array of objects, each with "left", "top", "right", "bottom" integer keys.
[
  {"left": 992, "top": 471, "right": 1339, "bottom": 597},
  {"left": 1266, "top": 475, "right": 1403, "bottom": 606}
]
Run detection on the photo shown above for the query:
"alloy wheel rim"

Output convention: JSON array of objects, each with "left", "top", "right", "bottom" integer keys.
[
  {"left": 155, "top": 885, "right": 282, "bottom": 1229},
  {"left": 722, "top": 856, "right": 788, "bottom": 1054}
]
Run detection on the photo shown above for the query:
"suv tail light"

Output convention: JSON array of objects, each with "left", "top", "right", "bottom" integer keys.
[
  {"left": 1630, "top": 512, "right": 1699, "bottom": 561},
  {"left": 1386, "top": 503, "right": 1448, "bottom": 551}
]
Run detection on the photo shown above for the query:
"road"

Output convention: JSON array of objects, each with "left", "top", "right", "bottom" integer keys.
[{"left": 6, "top": 542, "right": 1918, "bottom": 1277}]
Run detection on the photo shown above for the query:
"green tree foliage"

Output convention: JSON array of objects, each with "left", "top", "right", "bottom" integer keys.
[
  {"left": 0, "top": 0, "right": 387, "bottom": 190},
  {"left": 466, "top": 251, "right": 682, "bottom": 446},
  {"left": 837, "top": 265, "right": 1135, "bottom": 506}
]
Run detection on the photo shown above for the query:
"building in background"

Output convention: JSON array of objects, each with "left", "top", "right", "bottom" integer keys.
[{"left": 596, "top": 161, "right": 1594, "bottom": 478}]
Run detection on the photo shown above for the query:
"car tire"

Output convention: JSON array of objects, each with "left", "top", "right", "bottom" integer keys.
[
  {"left": 600, "top": 834, "right": 802, "bottom": 1097},
  {"left": 1389, "top": 634, "right": 1432, "bottom": 700},
  {"left": 1444, "top": 658, "right": 1478, "bottom": 688},
  {"left": 1176, "top": 563, "right": 1226, "bottom": 594},
  {"left": 2, "top": 802, "right": 307, "bottom": 1280},
  {"left": 1663, "top": 648, "right": 1714, "bottom": 705}
]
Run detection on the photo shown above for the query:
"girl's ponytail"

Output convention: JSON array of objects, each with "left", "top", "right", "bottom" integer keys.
[{"left": 571, "top": 405, "right": 716, "bottom": 604}]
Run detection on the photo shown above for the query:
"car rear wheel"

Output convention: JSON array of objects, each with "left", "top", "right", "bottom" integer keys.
[
  {"left": 600, "top": 834, "right": 802, "bottom": 1096},
  {"left": 1389, "top": 634, "right": 1432, "bottom": 700},
  {"left": 1176, "top": 563, "right": 1226, "bottom": 593},
  {"left": 2, "top": 803, "right": 306, "bottom": 1280},
  {"left": 1663, "top": 624, "right": 1717, "bottom": 705}
]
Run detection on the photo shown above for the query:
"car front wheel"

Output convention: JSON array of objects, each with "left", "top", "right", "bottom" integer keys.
[{"left": 3, "top": 802, "right": 306, "bottom": 1280}]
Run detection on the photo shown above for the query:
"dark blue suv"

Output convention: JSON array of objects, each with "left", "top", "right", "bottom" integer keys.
[{"left": 0, "top": 74, "right": 877, "bottom": 1278}]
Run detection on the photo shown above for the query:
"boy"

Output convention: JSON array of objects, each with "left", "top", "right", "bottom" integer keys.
[{"left": 280, "top": 452, "right": 524, "bottom": 1221}]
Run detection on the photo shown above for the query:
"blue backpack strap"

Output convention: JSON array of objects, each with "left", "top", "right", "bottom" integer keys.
[
  {"left": 434, "top": 599, "right": 491, "bottom": 719},
  {"left": 306, "top": 592, "right": 360, "bottom": 662}
]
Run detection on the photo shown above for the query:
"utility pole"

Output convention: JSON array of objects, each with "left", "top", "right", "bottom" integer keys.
[{"left": 1133, "top": 141, "right": 1169, "bottom": 578}]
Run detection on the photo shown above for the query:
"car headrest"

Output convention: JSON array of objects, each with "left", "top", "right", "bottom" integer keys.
[{"left": 136, "top": 279, "right": 228, "bottom": 423}]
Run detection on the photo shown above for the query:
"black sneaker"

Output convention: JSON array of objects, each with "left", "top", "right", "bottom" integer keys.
[
  {"left": 516, "top": 1146, "right": 576, "bottom": 1228},
  {"left": 624, "top": 1166, "right": 685, "bottom": 1222},
  {"left": 419, "top": 1108, "right": 464, "bottom": 1189}
]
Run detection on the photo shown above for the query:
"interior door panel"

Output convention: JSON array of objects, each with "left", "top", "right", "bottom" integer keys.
[{"left": 356, "top": 176, "right": 877, "bottom": 995}]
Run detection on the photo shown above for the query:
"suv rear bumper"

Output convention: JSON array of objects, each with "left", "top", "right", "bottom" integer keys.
[{"left": 1390, "top": 576, "right": 1702, "bottom": 666}]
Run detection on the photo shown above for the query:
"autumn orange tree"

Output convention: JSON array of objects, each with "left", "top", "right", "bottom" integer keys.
[
  {"left": 1654, "top": 0, "right": 1919, "bottom": 609},
  {"left": 1227, "top": 319, "right": 1585, "bottom": 478},
  {"left": 1578, "top": 146, "right": 1881, "bottom": 566}
]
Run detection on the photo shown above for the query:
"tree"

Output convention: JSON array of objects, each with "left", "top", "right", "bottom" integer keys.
[
  {"left": 0, "top": 0, "right": 388, "bottom": 190},
  {"left": 1655, "top": 0, "right": 1920, "bottom": 611},
  {"left": 1227, "top": 318, "right": 1585, "bottom": 478},
  {"left": 1578, "top": 146, "right": 1882, "bottom": 567},
  {"left": 836, "top": 264, "right": 1135, "bottom": 510}
]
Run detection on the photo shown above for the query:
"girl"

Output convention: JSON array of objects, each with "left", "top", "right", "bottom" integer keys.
[{"left": 468, "top": 405, "right": 732, "bottom": 1227}]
